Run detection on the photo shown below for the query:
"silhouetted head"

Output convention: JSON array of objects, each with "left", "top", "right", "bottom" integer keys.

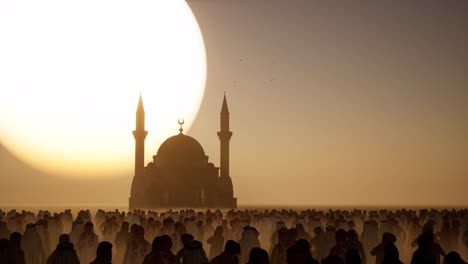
[
  {"left": 335, "top": 229, "right": 348, "bottom": 245},
  {"left": 152, "top": 235, "right": 173, "bottom": 252},
  {"left": 59, "top": 234, "right": 70, "bottom": 244},
  {"left": 295, "top": 239, "right": 311, "bottom": 251},
  {"left": 224, "top": 240, "right": 241, "bottom": 255},
  {"left": 187, "top": 240, "right": 203, "bottom": 250},
  {"left": 288, "top": 239, "right": 315, "bottom": 264},
  {"left": 181, "top": 233, "right": 194, "bottom": 247},
  {"left": 9, "top": 232, "right": 21, "bottom": 248},
  {"left": 382, "top": 232, "right": 397, "bottom": 244},
  {"left": 444, "top": 251, "right": 467, "bottom": 264},
  {"left": 243, "top": 226, "right": 260, "bottom": 238},
  {"left": 248, "top": 247, "right": 269, "bottom": 264},
  {"left": 130, "top": 223, "right": 139, "bottom": 233},
  {"left": 96, "top": 241, "right": 112, "bottom": 263},
  {"left": 422, "top": 221, "right": 435, "bottom": 234}
]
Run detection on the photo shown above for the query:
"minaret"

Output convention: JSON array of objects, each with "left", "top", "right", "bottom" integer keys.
[
  {"left": 133, "top": 94, "right": 148, "bottom": 178},
  {"left": 217, "top": 94, "right": 233, "bottom": 178}
]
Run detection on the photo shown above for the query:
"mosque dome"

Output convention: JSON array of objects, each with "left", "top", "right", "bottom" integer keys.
[{"left": 155, "top": 133, "right": 207, "bottom": 168}]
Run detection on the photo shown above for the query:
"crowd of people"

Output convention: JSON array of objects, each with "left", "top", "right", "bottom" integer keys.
[{"left": 1, "top": 208, "right": 468, "bottom": 264}]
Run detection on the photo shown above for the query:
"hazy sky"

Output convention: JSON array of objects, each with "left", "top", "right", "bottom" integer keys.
[{"left": 1, "top": 0, "right": 468, "bottom": 207}]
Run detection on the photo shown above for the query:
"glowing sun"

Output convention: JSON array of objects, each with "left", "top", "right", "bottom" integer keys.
[{"left": 0, "top": 0, "right": 207, "bottom": 178}]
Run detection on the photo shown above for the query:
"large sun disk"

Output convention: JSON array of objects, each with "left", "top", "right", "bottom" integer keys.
[{"left": 0, "top": 0, "right": 207, "bottom": 178}]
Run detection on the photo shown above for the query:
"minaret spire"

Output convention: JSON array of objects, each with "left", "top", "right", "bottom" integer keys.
[
  {"left": 221, "top": 92, "right": 229, "bottom": 116},
  {"left": 133, "top": 94, "right": 148, "bottom": 179},
  {"left": 218, "top": 94, "right": 233, "bottom": 178}
]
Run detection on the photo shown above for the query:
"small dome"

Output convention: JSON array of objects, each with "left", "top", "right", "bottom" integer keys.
[{"left": 156, "top": 133, "right": 207, "bottom": 168}]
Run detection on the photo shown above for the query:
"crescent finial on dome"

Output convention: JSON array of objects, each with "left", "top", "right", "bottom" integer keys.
[{"left": 178, "top": 118, "right": 185, "bottom": 134}]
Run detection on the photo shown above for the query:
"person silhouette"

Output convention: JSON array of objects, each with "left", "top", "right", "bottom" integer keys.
[
  {"left": 143, "top": 235, "right": 177, "bottom": 264},
  {"left": 123, "top": 225, "right": 151, "bottom": 264},
  {"left": 69, "top": 221, "right": 85, "bottom": 246},
  {"left": 22, "top": 223, "right": 46, "bottom": 264},
  {"left": 270, "top": 222, "right": 286, "bottom": 254},
  {"left": 77, "top": 221, "right": 99, "bottom": 264},
  {"left": 239, "top": 226, "right": 261, "bottom": 264},
  {"left": 204, "top": 218, "right": 215, "bottom": 245},
  {"left": 323, "top": 226, "right": 336, "bottom": 260},
  {"left": 196, "top": 221, "right": 205, "bottom": 245},
  {"left": 310, "top": 227, "right": 327, "bottom": 261},
  {"left": 443, "top": 251, "right": 467, "bottom": 264},
  {"left": 36, "top": 219, "right": 52, "bottom": 257},
  {"left": 145, "top": 217, "right": 158, "bottom": 243},
  {"left": 221, "top": 220, "right": 232, "bottom": 242},
  {"left": 248, "top": 247, "right": 270, "bottom": 264},
  {"left": 161, "top": 218, "right": 176, "bottom": 237},
  {"left": 46, "top": 234, "right": 79, "bottom": 264},
  {"left": 176, "top": 233, "right": 195, "bottom": 263},
  {"left": 115, "top": 221, "right": 130, "bottom": 264},
  {"left": 329, "top": 229, "right": 348, "bottom": 262},
  {"left": 210, "top": 240, "right": 241, "bottom": 264},
  {"left": 287, "top": 239, "right": 320, "bottom": 264},
  {"left": 173, "top": 221, "right": 188, "bottom": 253},
  {"left": 47, "top": 215, "right": 62, "bottom": 254},
  {"left": 371, "top": 232, "right": 397, "bottom": 264},
  {"left": 271, "top": 227, "right": 290, "bottom": 264},
  {"left": 181, "top": 240, "right": 209, "bottom": 264},
  {"left": 410, "top": 232, "right": 445, "bottom": 264},
  {"left": 381, "top": 242, "right": 403, "bottom": 264},
  {"left": 230, "top": 219, "right": 242, "bottom": 243},
  {"left": 90, "top": 241, "right": 113, "bottom": 264},
  {"left": 207, "top": 226, "right": 224, "bottom": 260},
  {"left": 295, "top": 224, "right": 311, "bottom": 242},
  {"left": 7, "top": 232, "right": 25, "bottom": 264},
  {"left": 361, "top": 220, "right": 379, "bottom": 264},
  {"left": 347, "top": 229, "right": 366, "bottom": 264}
]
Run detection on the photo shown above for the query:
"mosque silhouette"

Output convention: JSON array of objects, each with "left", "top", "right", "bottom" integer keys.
[{"left": 129, "top": 95, "right": 237, "bottom": 209}]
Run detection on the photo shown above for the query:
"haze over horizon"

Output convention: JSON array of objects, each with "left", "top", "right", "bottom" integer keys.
[{"left": 1, "top": 0, "right": 467, "bottom": 207}]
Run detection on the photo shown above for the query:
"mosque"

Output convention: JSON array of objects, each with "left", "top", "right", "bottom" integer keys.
[{"left": 129, "top": 95, "right": 237, "bottom": 209}]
